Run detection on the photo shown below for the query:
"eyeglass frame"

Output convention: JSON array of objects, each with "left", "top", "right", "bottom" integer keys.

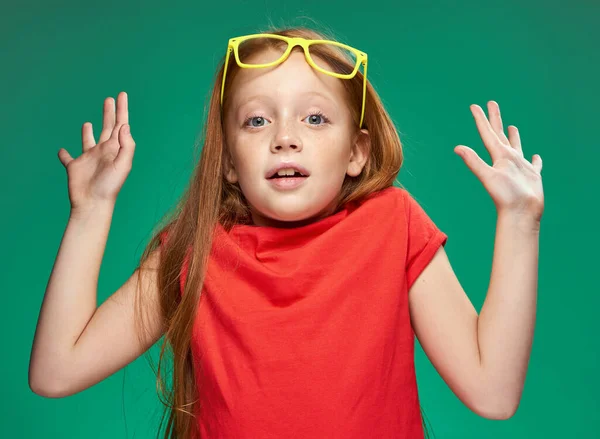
[{"left": 220, "top": 33, "right": 368, "bottom": 129}]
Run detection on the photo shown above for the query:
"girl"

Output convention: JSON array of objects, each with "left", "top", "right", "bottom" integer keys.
[{"left": 30, "top": 26, "right": 544, "bottom": 439}]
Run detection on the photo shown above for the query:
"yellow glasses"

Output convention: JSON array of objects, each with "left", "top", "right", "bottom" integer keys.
[{"left": 220, "top": 33, "right": 368, "bottom": 128}]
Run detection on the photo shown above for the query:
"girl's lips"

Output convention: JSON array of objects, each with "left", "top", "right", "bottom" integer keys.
[
  {"left": 267, "top": 176, "right": 309, "bottom": 190},
  {"left": 265, "top": 162, "right": 311, "bottom": 178}
]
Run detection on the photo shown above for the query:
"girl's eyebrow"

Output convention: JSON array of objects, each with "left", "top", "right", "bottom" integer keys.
[
  {"left": 299, "top": 90, "right": 339, "bottom": 112},
  {"left": 235, "top": 95, "right": 272, "bottom": 112},
  {"left": 298, "top": 90, "right": 333, "bottom": 101},
  {"left": 235, "top": 90, "right": 336, "bottom": 113}
]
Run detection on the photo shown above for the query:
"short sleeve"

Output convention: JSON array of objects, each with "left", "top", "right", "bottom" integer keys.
[{"left": 403, "top": 190, "right": 448, "bottom": 290}]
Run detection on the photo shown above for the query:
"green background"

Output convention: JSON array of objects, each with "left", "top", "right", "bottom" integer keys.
[{"left": 3, "top": 0, "right": 598, "bottom": 437}]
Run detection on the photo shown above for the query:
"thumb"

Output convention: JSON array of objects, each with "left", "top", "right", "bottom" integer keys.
[
  {"left": 58, "top": 148, "right": 74, "bottom": 168},
  {"left": 115, "top": 124, "right": 136, "bottom": 170},
  {"left": 532, "top": 154, "right": 543, "bottom": 174},
  {"left": 455, "top": 145, "right": 489, "bottom": 180}
]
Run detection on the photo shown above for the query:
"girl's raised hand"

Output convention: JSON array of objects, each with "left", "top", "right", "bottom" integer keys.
[
  {"left": 454, "top": 101, "right": 544, "bottom": 222},
  {"left": 58, "top": 92, "right": 136, "bottom": 216}
]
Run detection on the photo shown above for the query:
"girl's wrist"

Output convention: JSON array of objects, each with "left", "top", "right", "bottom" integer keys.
[
  {"left": 69, "top": 199, "right": 116, "bottom": 222},
  {"left": 496, "top": 210, "right": 541, "bottom": 234}
]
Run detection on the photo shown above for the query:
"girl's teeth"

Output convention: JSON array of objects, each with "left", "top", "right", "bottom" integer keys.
[{"left": 276, "top": 168, "right": 301, "bottom": 176}]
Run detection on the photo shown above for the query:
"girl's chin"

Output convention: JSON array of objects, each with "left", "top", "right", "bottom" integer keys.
[
  {"left": 245, "top": 190, "right": 339, "bottom": 227},
  {"left": 250, "top": 205, "right": 326, "bottom": 228}
]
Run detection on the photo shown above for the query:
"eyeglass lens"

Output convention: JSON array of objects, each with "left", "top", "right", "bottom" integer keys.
[{"left": 237, "top": 37, "right": 358, "bottom": 75}]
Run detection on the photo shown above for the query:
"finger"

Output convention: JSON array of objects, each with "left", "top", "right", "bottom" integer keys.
[
  {"left": 110, "top": 91, "right": 129, "bottom": 141},
  {"left": 114, "top": 124, "right": 136, "bottom": 170},
  {"left": 508, "top": 125, "right": 523, "bottom": 154},
  {"left": 455, "top": 145, "right": 491, "bottom": 181},
  {"left": 58, "top": 148, "right": 74, "bottom": 168},
  {"left": 82, "top": 122, "right": 96, "bottom": 153},
  {"left": 487, "top": 101, "right": 509, "bottom": 143},
  {"left": 532, "top": 154, "right": 542, "bottom": 173},
  {"left": 470, "top": 104, "right": 504, "bottom": 162},
  {"left": 98, "top": 97, "right": 115, "bottom": 144}
]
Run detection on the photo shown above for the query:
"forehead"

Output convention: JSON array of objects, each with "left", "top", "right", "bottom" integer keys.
[{"left": 227, "top": 49, "right": 348, "bottom": 109}]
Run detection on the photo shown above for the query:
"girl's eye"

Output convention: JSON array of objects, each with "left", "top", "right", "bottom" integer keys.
[
  {"left": 304, "top": 111, "right": 330, "bottom": 125},
  {"left": 244, "top": 116, "right": 270, "bottom": 128},
  {"left": 243, "top": 112, "right": 330, "bottom": 128}
]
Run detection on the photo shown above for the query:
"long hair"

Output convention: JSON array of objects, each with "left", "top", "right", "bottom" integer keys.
[{"left": 131, "top": 24, "right": 434, "bottom": 438}]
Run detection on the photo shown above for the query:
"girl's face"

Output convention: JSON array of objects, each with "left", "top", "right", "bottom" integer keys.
[{"left": 222, "top": 48, "right": 370, "bottom": 228}]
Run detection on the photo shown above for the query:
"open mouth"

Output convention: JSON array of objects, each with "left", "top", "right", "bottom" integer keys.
[
  {"left": 268, "top": 171, "right": 307, "bottom": 179},
  {"left": 266, "top": 170, "right": 309, "bottom": 189}
]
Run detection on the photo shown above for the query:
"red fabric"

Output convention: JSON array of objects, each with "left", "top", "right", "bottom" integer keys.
[{"left": 160, "top": 186, "right": 447, "bottom": 438}]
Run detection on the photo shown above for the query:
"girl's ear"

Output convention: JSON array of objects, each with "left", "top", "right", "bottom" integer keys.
[
  {"left": 346, "top": 129, "right": 371, "bottom": 177},
  {"left": 223, "top": 149, "right": 239, "bottom": 184}
]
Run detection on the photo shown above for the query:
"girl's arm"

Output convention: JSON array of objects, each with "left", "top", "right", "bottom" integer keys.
[
  {"left": 408, "top": 101, "right": 544, "bottom": 419},
  {"left": 477, "top": 212, "right": 540, "bottom": 413},
  {"left": 30, "top": 93, "right": 164, "bottom": 397},
  {"left": 408, "top": 214, "right": 540, "bottom": 420},
  {"left": 29, "top": 204, "right": 165, "bottom": 398}
]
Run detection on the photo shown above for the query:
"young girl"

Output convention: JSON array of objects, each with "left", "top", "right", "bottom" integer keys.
[{"left": 30, "top": 26, "right": 544, "bottom": 439}]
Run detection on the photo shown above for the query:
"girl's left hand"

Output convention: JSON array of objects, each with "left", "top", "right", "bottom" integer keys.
[{"left": 455, "top": 101, "right": 544, "bottom": 222}]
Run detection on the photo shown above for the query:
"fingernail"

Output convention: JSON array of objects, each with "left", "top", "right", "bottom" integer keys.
[{"left": 124, "top": 124, "right": 130, "bottom": 134}]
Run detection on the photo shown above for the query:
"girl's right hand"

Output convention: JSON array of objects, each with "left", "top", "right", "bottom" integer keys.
[{"left": 58, "top": 92, "right": 136, "bottom": 215}]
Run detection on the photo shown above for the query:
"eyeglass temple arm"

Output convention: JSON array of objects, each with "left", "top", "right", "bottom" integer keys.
[
  {"left": 360, "top": 59, "right": 368, "bottom": 128},
  {"left": 221, "top": 47, "right": 232, "bottom": 106}
]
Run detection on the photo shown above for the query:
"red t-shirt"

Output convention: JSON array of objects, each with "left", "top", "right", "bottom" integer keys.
[{"left": 160, "top": 186, "right": 448, "bottom": 438}]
